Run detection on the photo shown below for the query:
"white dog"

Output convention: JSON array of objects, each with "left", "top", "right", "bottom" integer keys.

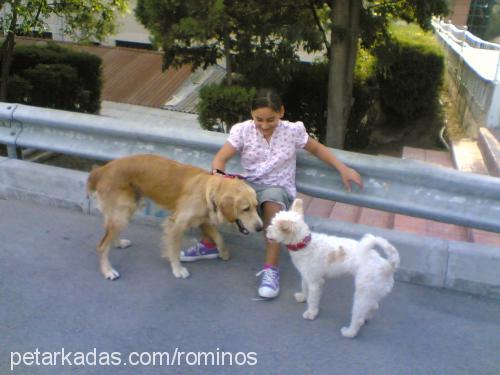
[{"left": 266, "top": 199, "right": 400, "bottom": 338}]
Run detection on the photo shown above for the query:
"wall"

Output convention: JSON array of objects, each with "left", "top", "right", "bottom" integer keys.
[
  {"left": 434, "top": 20, "right": 500, "bottom": 135},
  {"left": 448, "top": 0, "right": 473, "bottom": 26}
]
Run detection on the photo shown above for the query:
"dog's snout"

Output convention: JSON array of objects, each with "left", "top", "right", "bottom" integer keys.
[{"left": 256, "top": 224, "right": 264, "bottom": 232}]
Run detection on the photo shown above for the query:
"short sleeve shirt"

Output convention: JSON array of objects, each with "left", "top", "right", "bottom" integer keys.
[{"left": 227, "top": 119, "right": 309, "bottom": 197}]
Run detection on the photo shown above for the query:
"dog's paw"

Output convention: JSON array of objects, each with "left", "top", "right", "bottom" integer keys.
[
  {"left": 219, "top": 250, "right": 230, "bottom": 261},
  {"left": 302, "top": 309, "right": 318, "bottom": 320},
  {"left": 114, "top": 239, "right": 132, "bottom": 249},
  {"left": 104, "top": 268, "right": 120, "bottom": 281},
  {"left": 294, "top": 292, "right": 306, "bottom": 303},
  {"left": 340, "top": 327, "right": 358, "bottom": 338},
  {"left": 173, "top": 266, "right": 190, "bottom": 279}
]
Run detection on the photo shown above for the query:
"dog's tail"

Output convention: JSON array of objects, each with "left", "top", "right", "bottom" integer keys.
[
  {"left": 86, "top": 165, "right": 103, "bottom": 195},
  {"left": 358, "top": 234, "right": 400, "bottom": 270}
]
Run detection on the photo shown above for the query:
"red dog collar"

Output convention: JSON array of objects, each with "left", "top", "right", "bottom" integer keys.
[
  {"left": 286, "top": 233, "right": 312, "bottom": 251},
  {"left": 212, "top": 169, "right": 246, "bottom": 180}
]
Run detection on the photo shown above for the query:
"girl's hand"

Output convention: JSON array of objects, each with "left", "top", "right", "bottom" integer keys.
[{"left": 340, "top": 167, "right": 363, "bottom": 192}]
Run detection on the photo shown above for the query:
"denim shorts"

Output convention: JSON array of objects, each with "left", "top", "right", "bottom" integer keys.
[{"left": 245, "top": 181, "right": 293, "bottom": 213}]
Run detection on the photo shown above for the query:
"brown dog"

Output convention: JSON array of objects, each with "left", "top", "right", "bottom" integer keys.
[{"left": 87, "top": 154, "right": 263, "bottom": 280}]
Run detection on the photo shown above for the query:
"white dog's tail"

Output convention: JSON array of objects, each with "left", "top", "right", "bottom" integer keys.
[{"left": 359, "top": 234, "right": 400, "bottom": 270}]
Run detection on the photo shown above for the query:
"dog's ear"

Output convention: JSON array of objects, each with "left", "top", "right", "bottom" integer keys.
[
  {"left": 219, "top": 195, "right": 237, "bottom": 223},
  {"left": 291, "top": 199, "right": 304, "bottom": 215}
]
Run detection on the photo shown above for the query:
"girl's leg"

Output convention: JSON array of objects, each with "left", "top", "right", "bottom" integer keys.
[
  {"left": 257, "top": 201, "right": 283, "bottom": 299},
  {"left": 262, "top": 201, "right": 283, "bottom": 266}
]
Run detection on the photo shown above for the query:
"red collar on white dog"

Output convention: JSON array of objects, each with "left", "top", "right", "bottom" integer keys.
[{"left": 286, "top": 233, "right": 312, "bottom": 251}]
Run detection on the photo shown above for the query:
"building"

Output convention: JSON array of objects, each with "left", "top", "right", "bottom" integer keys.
[{"left": 448, "top": 0, "right": 500, "bottom": 40}]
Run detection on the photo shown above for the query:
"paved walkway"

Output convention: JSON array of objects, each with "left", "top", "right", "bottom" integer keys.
[{"left": 1, "top": 199, "right": 499, "bottom": 374}]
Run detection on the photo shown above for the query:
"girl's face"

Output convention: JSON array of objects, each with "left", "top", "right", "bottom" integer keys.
[{"left": 251, "top": 106, "right": 284, "bottom": 138}]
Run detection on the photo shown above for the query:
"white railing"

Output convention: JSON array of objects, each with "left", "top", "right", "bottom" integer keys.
[{"left": 433, "top": 19, "right": 500, "bottom": 129}]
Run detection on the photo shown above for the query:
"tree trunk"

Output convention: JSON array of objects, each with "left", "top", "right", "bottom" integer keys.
[
  {"left": 345, "top": 0, "right": 361, "bottom": 106},
  {"left": 0, "top": 0, "right": 20, "bottom": 102},
  {"left": 223, "top": 23, "right": 232, "bottom": 85},
  {"left": 325, "top": 0, "right": 361, "bottom": 149}
]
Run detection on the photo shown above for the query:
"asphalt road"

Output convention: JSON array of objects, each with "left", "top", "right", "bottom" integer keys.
[{"left": 1, "top": 199, "right": 499, "bottom": 374}]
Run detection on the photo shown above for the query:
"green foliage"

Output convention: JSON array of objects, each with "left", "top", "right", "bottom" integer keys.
[
  {"left": 376, "top": 23, "right": 444, "bottom": 121},
  {"left": 135, "top": 0, "right": 324, "bottom": 72},
  {"left": 359, "top": 0, "right": 448, "bottom": 66},
  {"left": 0, "top": 0, "right": 128, "bottom": 43},
  {"left": 197, "top": 55, "right": 378, "bottom": 148},
  {"left": 8, "top": 43, "right": 102, "bottom": 113},
  {"left": 283, "top": 50, "right": 377, "bottom": 148},
  {"left": 6, "top": 74, "right": 32, "bottom": 103},
  {"left": 282, "top": 62, "right": 329, "bottom": 141},
  {"left": 1, "top": 0, "right": 126, "bottom": 102},
  {"left": 23, "top": 64, "right": 81, "bottom": 109},
  {"left": 197, "top": 84, "right": 256, "bottom": 131},
  {"left": 197, "top": 21, "right": 444, "bottom": 150}
]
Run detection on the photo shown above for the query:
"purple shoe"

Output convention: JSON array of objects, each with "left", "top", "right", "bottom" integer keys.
[
  {"left": 180, "top": 241, "right": 219, "bottom": 262},
  {"left": 256, "top": 266, "right": 280, "bottom": 298}
]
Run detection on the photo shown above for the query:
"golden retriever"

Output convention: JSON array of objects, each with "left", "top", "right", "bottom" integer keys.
[{"left": 87, "top": 154, "right": 263, "bottom": 280}]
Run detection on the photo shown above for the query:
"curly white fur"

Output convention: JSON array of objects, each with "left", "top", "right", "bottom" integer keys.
[{"left": 267, "top": 199, "right": 400, "bottom": 338}]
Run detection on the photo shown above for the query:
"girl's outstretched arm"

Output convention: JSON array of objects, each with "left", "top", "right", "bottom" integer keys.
[
  {"left": 211, "top": 142, "right": 238, "bottom": 173},
  {"left": 304, "top": 138, "right": 363, "bottom": 192}
]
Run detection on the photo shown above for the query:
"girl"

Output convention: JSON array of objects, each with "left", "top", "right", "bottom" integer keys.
[{"left": 181, "top": 88, "right": 363, "bottom": 298}]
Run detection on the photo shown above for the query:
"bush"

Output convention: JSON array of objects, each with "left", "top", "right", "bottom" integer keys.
[
  {"left": 9, "top": 43, "right": 102, "bottom": 113},
  {"left": 23, "top": 64, "right": 81, "bottom": 110},
  {"left": 197, "top": 84, "right": 255, "bottom": 131},
  {"left": 6, "top": 75, "right": 32, "bottom": 104},
  {"left": 376, "top": 24, "right": 444, "bottom": 121}
]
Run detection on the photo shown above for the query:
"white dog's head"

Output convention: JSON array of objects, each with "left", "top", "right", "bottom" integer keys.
[{"left": 266, "top": 199, "right": 310, "bottom": 245}]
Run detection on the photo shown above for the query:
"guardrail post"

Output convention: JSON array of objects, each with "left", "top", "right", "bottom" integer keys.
[
  {"left": 6, "top": 144, "right": 19, "bottom": 159},
  {"left": 0, "top": 103, "right": 21, "bottom": 159}
]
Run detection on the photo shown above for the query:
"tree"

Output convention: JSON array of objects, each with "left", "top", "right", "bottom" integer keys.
[
  {"left": 135, "top": 0, "right": 447, "bottom": 148},
  {"left": 135, "top": 0, "right": 324, "bottom": 85},
  {"left": 325, "top": 0, "right": 448, "bottom": 148},
  {"left": 0, "top": 0, "right": 128, "bottom": 101}
]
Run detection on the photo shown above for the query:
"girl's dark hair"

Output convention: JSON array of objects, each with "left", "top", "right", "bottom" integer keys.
[{"left": 251, "top": 88, "right": 282, "bottom": 112}]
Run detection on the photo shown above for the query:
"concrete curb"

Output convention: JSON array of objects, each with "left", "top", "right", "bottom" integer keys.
[{"left": 1, "top": 157, "right": 499, "bottom": 299}]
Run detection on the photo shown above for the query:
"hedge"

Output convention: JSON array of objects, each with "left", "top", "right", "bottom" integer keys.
[
  {"left": 376, "top": 24, "right": 444, "bottom": 121},
  {"left": 7, "top": 43, "right": 102, "bottom": 113},
  {"left": 197, "top": 84, "right": 256, "bottom": 132}
]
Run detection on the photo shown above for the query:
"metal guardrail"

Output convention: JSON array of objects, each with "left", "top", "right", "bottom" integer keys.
[{"left": 1, "top": 103, "right": 500, "bottom": 233}]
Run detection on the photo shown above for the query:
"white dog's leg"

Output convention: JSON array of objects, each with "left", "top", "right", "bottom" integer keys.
[
  {"left": 302, "top": 279, "right": 323, "bottom": 320},
  {"left": 341, "top": 290, "right": 375, "bottom": 338},
  {"left": 365, "top": 303, "right": 379, "bottom": 322},
  {"left": 294, "top": 278, "right": 308, "bottom": 303}
]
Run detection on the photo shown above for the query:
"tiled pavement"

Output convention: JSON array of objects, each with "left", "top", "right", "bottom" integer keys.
[{"left": 299, "top": 127, "right": 500, "bottom": 246}]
